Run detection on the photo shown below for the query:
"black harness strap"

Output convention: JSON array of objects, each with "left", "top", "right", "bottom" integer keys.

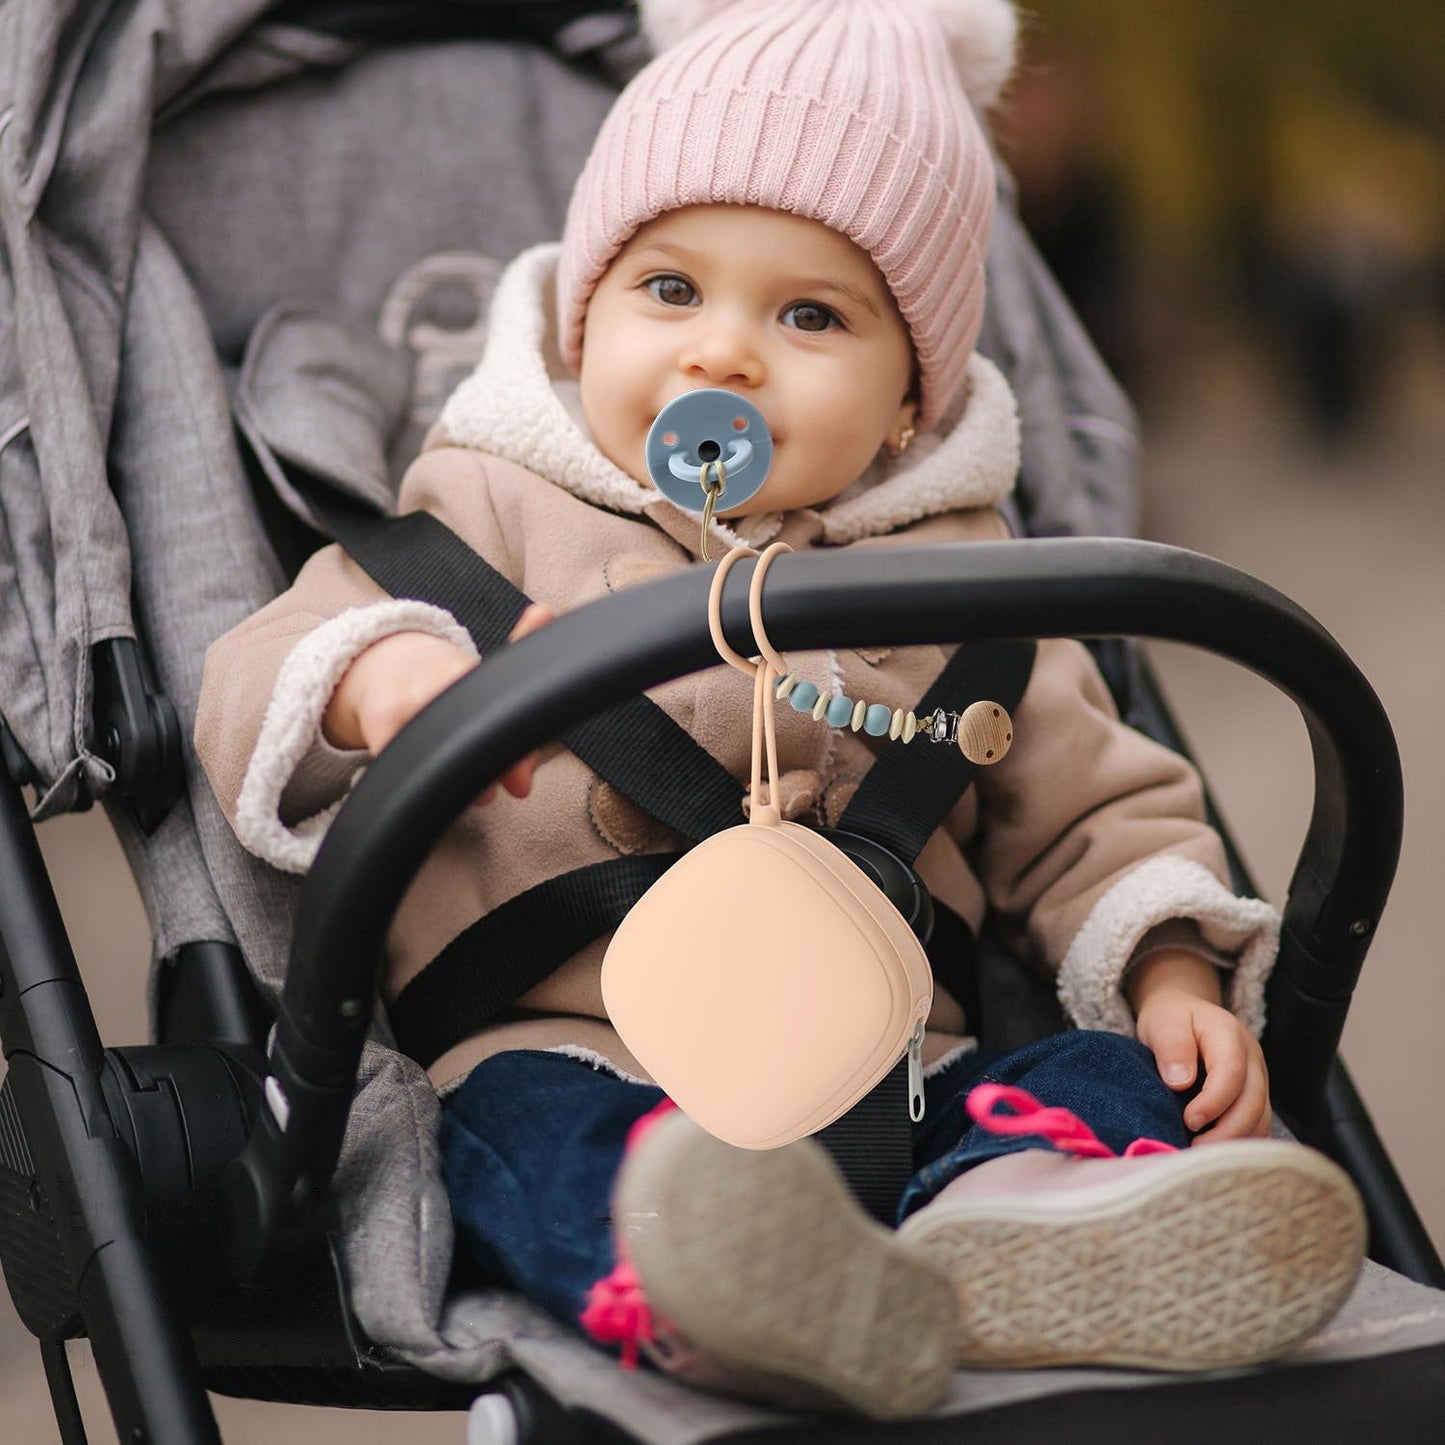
[
  {"left": 387, "top": 855, "right": 677, "bottom": 1068},
  {"left": 816, "top": 1058, "right": 913, "bottom": 1215},
  {"left": 299, "top": 492, "right": 1036, "bottom": 1224},
  {"left": 813, "top": 641, "right": 1032, "bottom": 1217},
  {"left": 836, "top": 640, "right": 1037, "bottom": 861},
  {"left": 323, "top": 502, "right": 745, "bottom": 843}
]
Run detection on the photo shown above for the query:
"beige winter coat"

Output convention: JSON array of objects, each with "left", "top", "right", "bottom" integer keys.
[{"left": 195, "top": 244, "right": 1278, "bottom": 1093}]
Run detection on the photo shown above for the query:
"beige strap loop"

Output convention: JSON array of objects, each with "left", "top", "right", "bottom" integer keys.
[
  {"left": 747, "top": 542, "right": 794, "bottom": 677},
  {"left": 707, "top": 543, "right": 795, "bottom": 822},
  {"left": 750, "top": 647, "right": 782, "bottom": 820},
  {"left": 707, "top": 545, "right": 760, "bottom": 676}
]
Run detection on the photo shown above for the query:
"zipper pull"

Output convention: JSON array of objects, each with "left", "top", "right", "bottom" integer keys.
[{"left": 907, "top": 1021, "right": 926, "bottom": 1122}]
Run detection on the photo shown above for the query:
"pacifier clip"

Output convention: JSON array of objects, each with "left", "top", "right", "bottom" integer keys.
[
  {"left": 646, "top": 391, "right": 1017, "bottom": 761},
  {"left": 714, "top": 543, "right": 1016, "bottom": 769}
]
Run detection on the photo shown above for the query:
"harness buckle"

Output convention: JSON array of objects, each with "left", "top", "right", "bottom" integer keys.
[{"left": 812, "top": 827, "right": 935, "bottom": 946}]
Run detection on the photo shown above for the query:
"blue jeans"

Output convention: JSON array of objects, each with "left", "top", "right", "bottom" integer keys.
[{"left": 439, "top": 1030, "right": 1191, "bottom": 1334}]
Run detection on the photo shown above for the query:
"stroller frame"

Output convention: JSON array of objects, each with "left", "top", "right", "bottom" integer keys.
[{"left": 2, "top": 536, "right": 1442, "bottom": 1444}]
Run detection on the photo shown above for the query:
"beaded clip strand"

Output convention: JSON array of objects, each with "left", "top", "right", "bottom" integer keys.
[
  {"left": 730, "top": 543, "right": 1016, "bottom": 767},
  {"left": 774, "top": 675, "right": 1015, "bottom": 765}
]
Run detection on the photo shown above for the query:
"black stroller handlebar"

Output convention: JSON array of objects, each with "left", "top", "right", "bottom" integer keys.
[{"left": 229, "top": 538, "right": 1404, "bottom": 1278}]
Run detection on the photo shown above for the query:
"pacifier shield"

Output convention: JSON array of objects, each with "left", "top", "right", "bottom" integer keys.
[{"left": 645, "top": 389, "right": 773, "bottom": 514}]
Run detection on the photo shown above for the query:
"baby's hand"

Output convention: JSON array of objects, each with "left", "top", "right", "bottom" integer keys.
[
  {"left": 324, "top": 603, "right": 555, "bottom": 804},
  {"left": 1128, "top": 949, "right": 1272, "bottom": 1145}
]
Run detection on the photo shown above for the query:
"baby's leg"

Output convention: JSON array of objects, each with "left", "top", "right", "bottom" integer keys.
[
  {"left": 903, "top": 1030, "right": 1189, "bottom": 1218},
  {"left": 439, "top": 1048, "right": 665, "bottom": 1327},
  {"left": 440, "top": 1048, "right": 958, "bottom": 1418},
  {"left": 898, "top": 1031, "right": 1365, "bottom": 1370}
]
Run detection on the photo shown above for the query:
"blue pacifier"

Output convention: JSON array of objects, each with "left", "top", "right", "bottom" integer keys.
[{"left": 645, "top": 389, "right": 773, "bottom": 516}]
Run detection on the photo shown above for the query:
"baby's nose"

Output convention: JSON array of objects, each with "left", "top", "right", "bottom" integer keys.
[{"left": 682, "top": 323, "right": 765, "bottom": 387}]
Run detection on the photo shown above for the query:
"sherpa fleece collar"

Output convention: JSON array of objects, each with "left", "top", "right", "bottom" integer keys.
[{"left": 438, "top": 243, "right": 1019, "bottom": 547}]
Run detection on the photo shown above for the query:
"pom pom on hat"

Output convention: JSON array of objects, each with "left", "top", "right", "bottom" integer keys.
[
  {"left": 640, "top": 0, "right": 1019, "bottom": 110},
  {"left": 637, "top": 0, "right": 738, "bottom": 53}
]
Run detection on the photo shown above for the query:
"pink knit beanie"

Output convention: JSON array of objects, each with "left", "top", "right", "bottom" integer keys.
[{"left": 557, "top": 0, "right": 1019, "bottom": 430}]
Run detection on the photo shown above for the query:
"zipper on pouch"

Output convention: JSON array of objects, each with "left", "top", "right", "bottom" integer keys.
[{"left": 907, "top": 1020, "right": 926, "bottom": 1122}]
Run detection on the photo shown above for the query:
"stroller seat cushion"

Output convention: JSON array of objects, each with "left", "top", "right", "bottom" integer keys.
[{"left": 237, "top": 298, "right": 414, "bottom": 525}]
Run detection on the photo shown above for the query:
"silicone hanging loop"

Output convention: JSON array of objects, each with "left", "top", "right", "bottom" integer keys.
[
  {"left": 708, "top": 545, "right": 762, "bottom": 676},
  {"left": 707, "top": 545, "right": 789, "bottom": 825},
  {"left": 747, "top": 542, "right": 794, "bottom": 678},
  {"left": 747, "top": 544, "right": 792, "bottom": 823},
  {"left": 750, "top": 654, "right": 782, "bottom": 825}
]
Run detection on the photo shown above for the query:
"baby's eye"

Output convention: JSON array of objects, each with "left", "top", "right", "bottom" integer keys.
[
  {"left": 781, "top": 301, "right": 842, "bottom": 333},
  {"left": 646, "top": 274, "right": 698, "bottom": 307}
]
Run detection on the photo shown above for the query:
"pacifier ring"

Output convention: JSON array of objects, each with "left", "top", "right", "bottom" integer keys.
[{"left": 699, "top": 459, "right": 727, "bottom": 561}]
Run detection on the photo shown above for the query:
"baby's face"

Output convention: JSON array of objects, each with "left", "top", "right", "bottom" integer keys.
[{"left": 579, "top": 206, "right": 917, "bottom": 518}]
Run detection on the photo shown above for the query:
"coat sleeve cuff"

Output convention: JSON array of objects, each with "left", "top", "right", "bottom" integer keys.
[
  {"left": 234, "top": 600, "right": 478, "bottom": 873},
  {"left": 1056, "top": 854, "right": 1280, "bottom": 1040}
]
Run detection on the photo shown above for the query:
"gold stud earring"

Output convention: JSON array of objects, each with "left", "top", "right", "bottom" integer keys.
[{"left": 890, "top": 425, "right": 916, "bottom": 458}]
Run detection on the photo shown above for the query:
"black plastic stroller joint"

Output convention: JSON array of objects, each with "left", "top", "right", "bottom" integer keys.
[
  {"left": 227, "top": 538, "right": 1404, "bottom": 1285},
  {"left": 90, "top": 637, "right": 184, "bottom": 831}
]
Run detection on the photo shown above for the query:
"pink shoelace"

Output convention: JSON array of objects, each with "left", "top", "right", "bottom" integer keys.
[
  {"left": 579, "top": 1099, "right": 679, "bottom": 1368},
  {"left": 966, "top": 1083, "right": 1178, "bottom": 1159}
]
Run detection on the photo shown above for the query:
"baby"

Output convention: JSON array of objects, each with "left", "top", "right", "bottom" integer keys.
[{"left": 195, "top": 0, "right": 1364, "bottom": 1420}]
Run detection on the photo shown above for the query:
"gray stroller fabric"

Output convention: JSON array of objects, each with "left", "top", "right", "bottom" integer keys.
[
  {"left": 416, "top": 1258, "right": 1445, "bottom": 1442},
  {"left": 0, "top": 0, "right": 280, "bottom": 817},
  {"left": 0, "top": 0, "right": 628, "bottom": 816},
  {"left": 9, "top": 9, "right": 1440, "bottom": 1441}
]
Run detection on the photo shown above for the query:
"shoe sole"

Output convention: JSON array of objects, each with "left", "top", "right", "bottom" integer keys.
[
  {"left": 897, "top": 1139, "right": 1365, "bottom": 1372},
  {"left": 614, "top": 1112, "right": 957, "bottom": 1419}
]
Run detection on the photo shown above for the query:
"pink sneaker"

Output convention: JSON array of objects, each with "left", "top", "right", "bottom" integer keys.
[
  {"left": 898, "top": 1086, "right": 1366, "bottom": 1372},
  {"left": 582, "top": 1104, "right": 958, "bottom": 1419}
]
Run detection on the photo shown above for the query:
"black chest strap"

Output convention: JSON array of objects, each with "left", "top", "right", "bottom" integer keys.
[{"left": 325, "top": 502, "right": 745, "bottom": 843}]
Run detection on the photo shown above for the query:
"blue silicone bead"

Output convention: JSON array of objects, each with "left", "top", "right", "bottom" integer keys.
[
  {"left": 825, "top": 695, "right": 854, "bottom": 727},
  {"left": 864, "top": 703, "right": 892, "bottom": 736},
  {"left": 788, "top": 682, "right": 820, "bottom": 712}
]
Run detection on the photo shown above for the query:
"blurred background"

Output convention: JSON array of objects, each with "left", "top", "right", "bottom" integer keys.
[
  {"left": 992, "top": 0, "right": 1445, "bottom": 1249},
  {"left": 996, "top": 0, "right": 1443, "bottom": 434},
  {"left": 2, "top": 1, "right": 1442, "bottom": 1439}
]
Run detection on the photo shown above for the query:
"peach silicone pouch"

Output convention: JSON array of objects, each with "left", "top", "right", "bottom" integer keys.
[{"left": 601, "top": 545, "right": 933, "bottom": 1150}]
